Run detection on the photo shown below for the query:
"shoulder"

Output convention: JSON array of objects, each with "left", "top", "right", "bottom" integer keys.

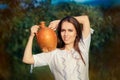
[{"left": 48, "top": 48, "right": 63, "bottom": 55}]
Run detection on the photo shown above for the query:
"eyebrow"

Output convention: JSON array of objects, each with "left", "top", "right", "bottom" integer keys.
[{"left": 61, "top": 28, "right": 74, "bottom": 31}]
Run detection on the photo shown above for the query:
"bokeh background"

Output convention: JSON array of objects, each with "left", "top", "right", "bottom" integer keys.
[{"left": 0, "top": 0, "right": 120, "bottom": 80}]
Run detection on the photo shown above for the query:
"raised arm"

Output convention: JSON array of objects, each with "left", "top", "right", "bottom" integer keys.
[
  {"left": 75, "top": 15, "right": 90, "bottom": 39},
  {"left": 48, "top": 15, "right": 90, "bottom": 39},
  {"left": 22, "top": 25, "right": 39, "bottom": 64}
]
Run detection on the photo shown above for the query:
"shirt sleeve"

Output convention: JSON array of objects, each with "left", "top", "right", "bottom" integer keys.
[
  {"left": 33, "top": 53, "right": 52, "bottom": 67},
  {"left": 82, "top": 28, "right": 94, "bottom": 52},
  {"left": 30, "top": 50, "right": 56, "bottom": 73},
  {"left": 78, "top": 28, "right": 94, "bottom": 64}
]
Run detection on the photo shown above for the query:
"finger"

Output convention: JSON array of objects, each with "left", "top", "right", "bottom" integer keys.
[
  {"left": 31, "top": 25, "right": 39, "bottom": 33},
  {"left": 49, "top": 26, "right": 56, "bottom": 31},
  {"left": 34, "top": 25, "right": 39, "bottom": 29},
  {"left": 48, "top": 22, "right": 53, "bottom": 28}
]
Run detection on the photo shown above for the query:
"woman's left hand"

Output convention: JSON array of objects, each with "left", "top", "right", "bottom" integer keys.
[{"left": 48, "top": 20, "right": 60, "bottom": 31}]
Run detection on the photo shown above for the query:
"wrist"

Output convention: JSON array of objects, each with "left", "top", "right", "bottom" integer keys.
[
  {"left": 29, "top": 35, "right": 34, "bottom": 39},
  {"left": 30, "top": 32, "right": 35, "bottom": 37}
]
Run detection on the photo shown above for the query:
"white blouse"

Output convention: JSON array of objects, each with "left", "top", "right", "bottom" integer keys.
[{"left": 31, "top": 29, "right": 94, "bottom": 80}]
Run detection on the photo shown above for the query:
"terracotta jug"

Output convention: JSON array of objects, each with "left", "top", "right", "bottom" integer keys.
[{"left": 36, "top": 21, "right": 57, "bottom": 52}]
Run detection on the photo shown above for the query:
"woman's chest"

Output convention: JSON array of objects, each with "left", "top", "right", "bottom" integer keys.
[{"left": 50, "top": 52, "right": 84, "bottom": 74}]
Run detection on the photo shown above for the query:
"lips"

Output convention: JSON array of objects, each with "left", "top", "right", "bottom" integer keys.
[{"left": 63, "top": 37, "right": 70, "bottom": 41}]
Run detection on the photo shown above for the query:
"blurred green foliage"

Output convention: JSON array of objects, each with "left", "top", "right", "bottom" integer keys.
[{"left": 0, "top": 0, "right": 119, "bottom": 80}]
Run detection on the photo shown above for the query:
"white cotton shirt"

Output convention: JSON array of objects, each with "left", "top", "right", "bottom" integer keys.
[{"left": 32, "top": 29, "right": 94, "bottom": 80}]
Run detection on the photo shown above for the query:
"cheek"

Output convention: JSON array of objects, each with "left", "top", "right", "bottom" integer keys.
[
  {"left": 72, "top": 33, "right": 77, "bottom": 40},
  {"left": 60, "top": 32, "right": 64, "bottom": 39},
  {"left": 73, "top": 35, "right": 76, "bottom": 40},
  {"left": 71, "top": 32, "right": 77, "bottom": 37}
]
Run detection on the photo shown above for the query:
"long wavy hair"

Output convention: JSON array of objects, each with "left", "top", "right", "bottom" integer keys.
[{"left": 57, "top": 16, "right": 85, "bottom": 65}]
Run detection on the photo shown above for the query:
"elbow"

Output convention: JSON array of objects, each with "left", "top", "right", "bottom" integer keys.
[
  {"left": 83, "top": 15, "right": 89, "bottom": 20},
  {"left": 22, "top": 57, "right": 34, "bottom": 64},
  {"left": 22, "top": 58, "right": 28, "bottom": 64},
  {"left": 22, "top": 58, "right": 27, "bottom": 63},
  {"left": 83, "top": 15, "right": 88, "bottom": 18}
]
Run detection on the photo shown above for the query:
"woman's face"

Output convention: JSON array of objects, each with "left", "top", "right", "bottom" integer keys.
[{"left": 61, "top": 21, "right": 77, "bottom": 45}]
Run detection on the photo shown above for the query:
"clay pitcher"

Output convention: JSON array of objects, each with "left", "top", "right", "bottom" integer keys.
[{"left": 36, "top": 21, "right": 57, "bottom": 52}]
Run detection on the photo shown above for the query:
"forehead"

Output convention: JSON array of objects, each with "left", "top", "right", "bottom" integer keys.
[{"left": 61, "top": 21, "right": 75, "bottom": 29}]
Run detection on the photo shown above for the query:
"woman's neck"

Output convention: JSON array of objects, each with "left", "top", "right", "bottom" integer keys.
[{"left": 64, "top": 44, "right": 74, "bottom": 51}]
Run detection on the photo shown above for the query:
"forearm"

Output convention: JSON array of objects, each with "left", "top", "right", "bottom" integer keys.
[
  {"left": 75, "top": 15, "right": 90, "bottom": 27},
  {"left": 22, "top": 36, "right": 34, "bottom": 64},
  {"left": 75, "top": 15, "right": 90, "bottom": 38}
]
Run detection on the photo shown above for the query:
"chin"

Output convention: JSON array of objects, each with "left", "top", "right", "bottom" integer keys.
[{"left": 64, "top": 42, "right": 70, "bottom": 45}]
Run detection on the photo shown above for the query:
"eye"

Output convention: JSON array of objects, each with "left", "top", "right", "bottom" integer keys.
[
  {"left": 68, "top": 29, "right": 73, "bottom": 32},
  {"left": 61, "top": 29, "right": 65, "bottom": 32}
]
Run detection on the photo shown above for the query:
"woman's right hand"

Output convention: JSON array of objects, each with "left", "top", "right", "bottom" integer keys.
[{"left": 30, "top": 25, "right": 39, "bottom": 37}]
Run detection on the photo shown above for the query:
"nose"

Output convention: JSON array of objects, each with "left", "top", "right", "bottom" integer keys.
[{"left": 64, "top": 31, "right": 68, "bottom": 36}]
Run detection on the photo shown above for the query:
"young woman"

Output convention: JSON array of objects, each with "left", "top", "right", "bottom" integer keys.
[{"left": 22, "top": 15, "right": 93, "bottom": 80}]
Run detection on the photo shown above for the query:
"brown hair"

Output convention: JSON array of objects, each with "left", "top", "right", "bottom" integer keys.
[{"left": 57, "top": 16, "right": 85, "bottom": 65}]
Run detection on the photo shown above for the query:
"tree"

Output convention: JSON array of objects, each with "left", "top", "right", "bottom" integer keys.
[{"left": 0, "top": 0, "right": 25, "bottom": 79}]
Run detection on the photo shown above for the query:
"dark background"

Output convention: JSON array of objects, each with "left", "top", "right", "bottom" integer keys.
[{"left": 0, "top": 0, "right": 120, "bottom": 80}]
